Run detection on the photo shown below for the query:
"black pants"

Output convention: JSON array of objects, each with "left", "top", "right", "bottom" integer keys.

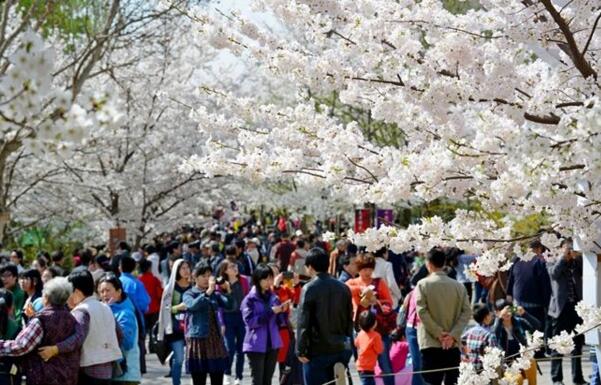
[
  {"left": 144, "top": 313, "right": 159, "bottom": 335},
  {"left": 462, "top": 282, "right": 473, "bottom": 304},
  {"left": 421, "top": 347, "right": 460, "bottom": 385},
  {"left": 551, "top": 302, "right": 585, "bottom": 383},
  {"left": 248, "top": 349, "right": 279, "bottom": 385},
  {"left": 138, "top": 333, "right": 146, "bottom": 374},
  {"left": 192, "top": 372, "right": 224, "bottom": 385}
]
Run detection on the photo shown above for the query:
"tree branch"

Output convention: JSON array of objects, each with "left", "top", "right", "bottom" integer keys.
[
  {"left": 582, "top": 11, "right": 601, "bottom": 56},
  {"left": 540, "top": 0, "right": 597, "bottom": 79}
]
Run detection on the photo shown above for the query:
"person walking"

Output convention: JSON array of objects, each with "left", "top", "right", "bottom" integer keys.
[
  {"left": 217, "top": 260, "right": 250, "bottom": 385},
  {"left": 158, "top": 259, "right": 192, "bottom": 385},
  {"left": 415, "top": 247, "right": 471, "bottom": 385},
  {"left": 241, "top": 264, "right": 287, "bottom": 385},
  {"left": 183, "top": 262, "right": 233, "bottom": 385},
  {"left": 548, "top": 238, "right": 586, "bottom": 385},
  {"left": 296, "top": 247, "right": 353, "bottom": 385}
]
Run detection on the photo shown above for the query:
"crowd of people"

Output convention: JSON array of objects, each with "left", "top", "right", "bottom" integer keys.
[{"left": 0, "top": 221, "right": 594, "bottom": 385}]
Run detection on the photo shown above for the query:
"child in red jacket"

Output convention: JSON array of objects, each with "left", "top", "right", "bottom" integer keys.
[{"left": 355, "top": 310, "right": 384, "bottom": 385}]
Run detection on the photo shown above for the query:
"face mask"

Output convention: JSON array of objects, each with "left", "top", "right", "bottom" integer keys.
[{"left": 248, "top": 249, "right": 260, "bottom": 262}]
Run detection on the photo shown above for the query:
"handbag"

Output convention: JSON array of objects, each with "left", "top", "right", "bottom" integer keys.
[
  {"left": 374, "top": 304, "right": 398, "bottom": 336},
  {"left": 372, "top": 278, "right": 398, "bottom": 335},
  {"left": 354, "top": 278, "right": 397, "bottom": 336},
  {"left": 149, "top": 323, "right": 172, "bottom": 365}
]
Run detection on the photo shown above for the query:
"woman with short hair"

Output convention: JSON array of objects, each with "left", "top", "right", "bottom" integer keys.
[
  {"left": 347, "top": 253, "right": 395, "bottom": 385},
  {"left": 0, "top": 277, "right": 80, "bottom": 385},
  {"left": 38, "top": 270, "right": 123, "bottom": 385}
]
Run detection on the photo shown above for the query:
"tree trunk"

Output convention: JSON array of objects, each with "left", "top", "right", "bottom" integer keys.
[{"left": 0, "top": 140, "right": 21, "bottom": 243}]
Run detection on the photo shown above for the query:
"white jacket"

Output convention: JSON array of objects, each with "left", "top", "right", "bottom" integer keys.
[
  {"left": 157, "top": 259, "right": 186, "bottom": 341},
  {"left": 373, "top": 257, "right": 402, "bottom": 307}
]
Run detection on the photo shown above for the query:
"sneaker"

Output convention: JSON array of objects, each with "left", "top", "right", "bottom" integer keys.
[
  {"left": 235, "top": 379, "right": 241, "bottom": 385},
  {"left": 224, "top": 375, "right": 232, "bottom": 385}
]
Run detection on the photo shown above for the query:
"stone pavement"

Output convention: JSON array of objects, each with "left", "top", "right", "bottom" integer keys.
[{"left": 141, "top": 350, "right": 595, "bottom": 385}]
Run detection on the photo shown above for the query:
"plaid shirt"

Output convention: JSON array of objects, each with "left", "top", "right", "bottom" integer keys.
[
  {"left": 461, "top": 324, "right": 498, "bottom": 370},
  {"left": 0, "top": 318, "right": 44, "bottom": 356}
]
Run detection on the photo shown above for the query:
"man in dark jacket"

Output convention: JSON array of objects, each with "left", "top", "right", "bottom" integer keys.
[
  {"left": 548, "top": 238, "right": 586, "bottom": 385},
  {"left": 296, "top": 247, "right": 353, "bottom": 385},
  {"left": 506, "top": 240, "right": 552, "bottom": 332}
]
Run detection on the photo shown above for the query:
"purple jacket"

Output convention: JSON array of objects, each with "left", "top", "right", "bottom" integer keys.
[{"left": 241, "top": 286, "right": 285, "bottom": 353}]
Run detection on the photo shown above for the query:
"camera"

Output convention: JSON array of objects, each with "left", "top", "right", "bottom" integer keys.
[{"left": 216, "top": 276, "right": 225, "bottom": 285}]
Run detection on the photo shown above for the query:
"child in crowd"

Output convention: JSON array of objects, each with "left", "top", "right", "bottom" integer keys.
[
  {"left": 461, "top": 303, "right": 497, "bottom": 371},
  {"left": 355, "top": 311, "right": 384, "bottom": 385},
  {"left": 388, "top": 327, "right": 409, "bottom": 373}
]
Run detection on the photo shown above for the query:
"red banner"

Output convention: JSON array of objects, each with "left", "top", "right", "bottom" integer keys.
[{"left": 354, "top": 209, "right": 372, "bottom": 233}]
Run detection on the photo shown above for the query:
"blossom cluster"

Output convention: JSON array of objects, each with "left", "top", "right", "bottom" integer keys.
[{"left": 180, "top": 1, "right": 601, "bottom": 382}]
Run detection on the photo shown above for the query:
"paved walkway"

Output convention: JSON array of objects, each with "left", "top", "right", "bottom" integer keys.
[{"left": 142, "top": 351, "right": 595, "bottom": 385}]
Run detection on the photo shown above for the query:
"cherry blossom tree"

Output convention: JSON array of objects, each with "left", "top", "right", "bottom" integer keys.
[
  {"left": 177, "top": 1, "right": 601, "bottom": 381},
  {"left": 0, "top": 0, "right": 202, "bottom": 241},
  {"left": 180, "top": 0, "right": 601, "bottom": 263}
]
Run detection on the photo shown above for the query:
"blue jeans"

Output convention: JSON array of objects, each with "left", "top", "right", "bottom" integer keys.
[
  {"left": 224, "top": 312, "right": 245, "bottom": 380},
  {"left": 169, "top": 338, "right": 185, "bottom": 385},
  {"left": 360, "top": 371, "right": 376, "bottom": 385},
  {"left": 474, "top": 282, "right": 488, "bottom": 304},
  {"left": 302, "top": 350, "right": 352, "bottom": 385},
  {"left": 406, "top": 327, "right": 423, "bottom": 385},
  {"left": 377, "top": 334, "right": 394, "bottom": 385}
]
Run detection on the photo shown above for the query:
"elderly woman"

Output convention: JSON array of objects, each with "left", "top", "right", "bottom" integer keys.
[
  {"left": 37, "top": 270, "right": 123, "bottom": 385},
  {"left": 0, "top": 277, "right": 80, "bottom": 385}
]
